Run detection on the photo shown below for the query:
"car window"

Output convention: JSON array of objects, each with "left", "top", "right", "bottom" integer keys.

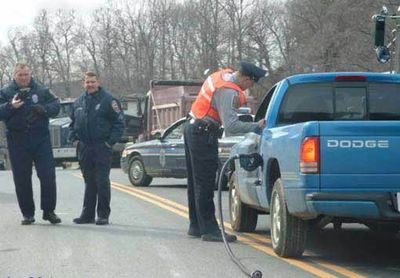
[
  {"left": 335, "top": 87, "right": 366, "bottom": 120},
  {"left": 278, "top": 83, "right": 333, "bottom": 124},
  {"left": 164, "top": 121, "right": 184, "bottom": 140},
  {"left": 277, "top": 82, "right": 400, "bottom": 124},
  {"left": 255, "top": 85, "right": 276, "bottom": 121},
  {"left": 369, "top": 83, "right": 400, "bottom": 120}
]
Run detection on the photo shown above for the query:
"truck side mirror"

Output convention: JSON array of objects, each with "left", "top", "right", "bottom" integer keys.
[
  {"left": 238, "top": 114, "right": 254, "bottom": 122},
  {"left": 238, "top": 107, "right": 252, "bottom": 114},
  {"left": 238, "top": 107, "right": 254, "bottom": 122}
]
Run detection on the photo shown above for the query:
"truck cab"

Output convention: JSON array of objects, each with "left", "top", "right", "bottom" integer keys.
[
  {"left": 229, "top": 72, "right": 400, "bottom": 258},
  {"left": 49, "top": 100, "right": 76, "bottom": 167}
]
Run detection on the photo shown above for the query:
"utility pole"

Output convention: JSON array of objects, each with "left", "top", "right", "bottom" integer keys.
[{"left": 395, "top": 19, "right": 400, "bottom": 72}]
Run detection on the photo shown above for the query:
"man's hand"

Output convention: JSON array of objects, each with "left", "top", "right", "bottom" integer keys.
[
  {"left": 257, "top": 119, "right": 265, "bottom": 129},
  {"left": 72, "top": 140, "right": 79, "bottom": 148},
  {"left": 11, "top": 94, "right": 24, "bottom": 109}
]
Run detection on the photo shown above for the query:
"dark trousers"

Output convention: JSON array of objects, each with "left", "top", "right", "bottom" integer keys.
[
  {"left": 78, "top": 142, "right": 112, "bottom": 219},
  {"left": 184, "top": 120, "right": 219, "bottom": 234},
  {"left": 7, "top": 131, "right": 57, "bottom": 217}
]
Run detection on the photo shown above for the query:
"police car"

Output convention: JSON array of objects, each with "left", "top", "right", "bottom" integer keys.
[{"left": 120, "top": 118, "right": 244, "bottom": 187}]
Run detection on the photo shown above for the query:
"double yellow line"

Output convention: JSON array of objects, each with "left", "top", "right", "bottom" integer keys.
[
  {"left": 73, "top": 174, "right": 365, "bottom": 278},
  {"left": 110, "top": 181, "right": 365, "bottom": 278}
]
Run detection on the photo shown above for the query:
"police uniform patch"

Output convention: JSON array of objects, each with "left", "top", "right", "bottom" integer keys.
[
  {"left": 32, "top": 94, "right": 38, "bottom": 104},
  {"left": 111, "top": 100, "right": 121, "bottom": 113}
]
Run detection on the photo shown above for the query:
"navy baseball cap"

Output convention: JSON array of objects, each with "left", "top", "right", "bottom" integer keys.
[{"left": 239, "top": 61, "right": 267, "bottom": 82}]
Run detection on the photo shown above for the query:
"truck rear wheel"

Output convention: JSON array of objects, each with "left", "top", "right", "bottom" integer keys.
[
  {"left": 128, "top": 156, "right": 153, "bottom": 187},
  {"left": 228, "top": 171, "right": 258, "bottom": 232},
  {"left": 271, "top": 178, "right": 307, "bottom": 258}
]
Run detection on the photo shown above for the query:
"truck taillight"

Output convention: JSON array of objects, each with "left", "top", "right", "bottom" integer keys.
[{"left": 300, "top": 137, "right": 319, "bottom": 174}]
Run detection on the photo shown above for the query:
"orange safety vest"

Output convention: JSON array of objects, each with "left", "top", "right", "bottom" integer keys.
[{"left": 191, "top": 69, "right": 247, "bottom": 123}]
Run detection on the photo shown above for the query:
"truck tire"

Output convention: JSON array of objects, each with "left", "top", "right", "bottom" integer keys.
[
  {"left": 228, "top": 171, "right": 258, "bottom": 232},
  {"left": 271, "top": 178, "right": 307, "bottom": 258},
  {"left": 128, "top": 156, "right": 153, "bottom": 187}
]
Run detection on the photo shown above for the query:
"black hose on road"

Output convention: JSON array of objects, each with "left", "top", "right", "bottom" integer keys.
[{"left": 217, "top": 154, "right": 263, "bottom": 278}]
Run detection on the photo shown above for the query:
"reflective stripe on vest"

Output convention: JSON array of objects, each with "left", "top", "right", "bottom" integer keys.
[{"left": 191, "top": 69, "right": 247, "bottom": 123}]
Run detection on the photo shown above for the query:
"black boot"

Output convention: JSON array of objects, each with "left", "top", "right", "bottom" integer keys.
[
  {"left": 95, "top": 218, "right": 109, "bottom": 225},
  {"left": 187, "top": 225, "right": 201, "bottom": 237},
  {"left": 43, "top": 211, "right": 61, "bottom": 224},
  {"left": 73, "top": 217, "right": 95, "bottom": 224},
  {"left": 21, "top": 216, "right": 35, "bottom": 225}
]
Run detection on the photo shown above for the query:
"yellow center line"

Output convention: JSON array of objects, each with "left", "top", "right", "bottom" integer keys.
[
  {"left": 111, "top": 185, "right": 189, "bottom": 219},
  {"left": 242, "top": 232, "right": 272, "bottom": 244},
  {"left": 112, "top": 181, "right": 188, "bottom": 212},
  {"left": 110, "top": 181, "right": 337, "bottom": 277},
  {"left": 240, "top": 232, "right": 364, "bottom": 278},
  {"left": 237, "top": 236, "right": 338, "bottom": 278},
  {"left": 307, "top": 258, "right": 365, "bottom": 278},
  {"left": 72, "top": 174, "right": 188, "bottom": 218},
  {"left": 71, "top": 174, "right": 365, "bottom": 278},
  {"left": 237, "top": 232, "right": 364, "bottom": 278}
]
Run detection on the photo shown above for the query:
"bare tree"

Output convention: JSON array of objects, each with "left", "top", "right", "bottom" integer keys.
[
  {"left": 219, "top": 0, "right": 255, "bottom": 65},
  {"left": 45, "top": 10, "right": 79, "bottom": 96},
  {"left": 0, "top": 0, "right": 395, "bottom": 100},
  {"left": 32, "top": 10, "right": 54, "bottom": 85}
]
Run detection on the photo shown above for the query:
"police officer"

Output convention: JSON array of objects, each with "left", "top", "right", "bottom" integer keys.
[
  {"left": 0, "top": 62, "right": 61, "bottom": 225},
  {"left": 184, "top": 61, "right": 266, "bottom": 242},
  {"left": 69, "top": 72, "right": 124, "bottom": 225}
]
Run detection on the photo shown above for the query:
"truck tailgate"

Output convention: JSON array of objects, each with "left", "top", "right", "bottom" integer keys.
[{"left": 319, "top": 121, "right": 400, "bottom": 190}]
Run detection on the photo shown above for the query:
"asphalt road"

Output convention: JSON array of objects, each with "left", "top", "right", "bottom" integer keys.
[{"left": 0, "top": 168, "right": 400, "bottom": 278}]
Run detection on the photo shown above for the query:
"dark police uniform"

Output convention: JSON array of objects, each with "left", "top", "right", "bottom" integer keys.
[
  {"left": 0, "top": 79, "right": 60, "bottom": 219},
  {"left": 184, "top": 61, "right": 266, "bottom": 241},
  {"left": 69, "top": 87, "right": 124, "bottom": 222}
]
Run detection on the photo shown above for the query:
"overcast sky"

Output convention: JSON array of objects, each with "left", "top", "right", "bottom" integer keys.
[{"left": 0, "top": 0, "right": 106, "bottom": 43}]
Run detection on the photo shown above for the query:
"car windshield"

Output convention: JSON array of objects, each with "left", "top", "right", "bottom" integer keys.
[
  {"left": 164, "top": 121, "right": 184, "bottom": 140},
  {"left": 277, "top": 82, "right": 400, "bottom": 124}
]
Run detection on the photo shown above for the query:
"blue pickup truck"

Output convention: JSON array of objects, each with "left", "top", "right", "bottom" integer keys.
[{"left": 229, "top": 72, "right": 400, "bottom": 258}]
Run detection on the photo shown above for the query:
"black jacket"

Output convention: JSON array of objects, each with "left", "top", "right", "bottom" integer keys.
[
  {"left": 0, "top": 79, "right": 60, "bottom": 133},
  {"left": 69, "top": 87, "right": 124, "bottom": 146}
]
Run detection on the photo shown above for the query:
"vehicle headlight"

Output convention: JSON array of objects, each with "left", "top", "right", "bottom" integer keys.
[
  {"left": 218, "top": 147, "right": 231, "bottom": 155},
  {"left": 122, "top": 149, "right": 131, "bottom": 158}
]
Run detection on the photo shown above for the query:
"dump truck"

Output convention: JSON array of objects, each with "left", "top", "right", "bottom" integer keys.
[
  {"left": 131, "top": 80, "right": 258, "bottom": 142},
  {"left": 139, "top": 80, "right": 203, "bottom": 141}
]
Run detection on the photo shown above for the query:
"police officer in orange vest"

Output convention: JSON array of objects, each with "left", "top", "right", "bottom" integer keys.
[{"left": 184, "top": 61, "right": 266, "bottom": 242}]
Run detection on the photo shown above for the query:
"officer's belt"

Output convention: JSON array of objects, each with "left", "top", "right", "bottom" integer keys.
[{"left": 187, "top": 115, "right": 221, "bottom": 133}]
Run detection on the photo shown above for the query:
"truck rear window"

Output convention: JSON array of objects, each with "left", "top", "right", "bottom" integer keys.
[{"left": 277, "top": 82, "right": 400, "bottom": 124}]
